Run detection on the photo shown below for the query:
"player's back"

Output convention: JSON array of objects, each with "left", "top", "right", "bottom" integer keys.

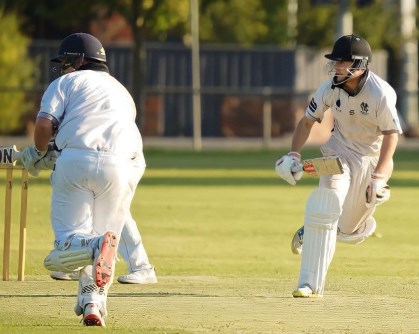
[{"left": 51, "top": 70, "right": 142, "bottom": 157}]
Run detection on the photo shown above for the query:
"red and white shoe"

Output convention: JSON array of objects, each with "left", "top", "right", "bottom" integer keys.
[
  {"left": 83, "top": 303, "right": 105, "bottom": 326},
  {"left": 94, "top": 231, "right": 118, "bottom": 288}
]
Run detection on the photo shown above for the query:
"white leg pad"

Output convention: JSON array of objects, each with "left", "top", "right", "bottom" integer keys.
[
  {"left": 44, "top": 234, "right": 102, "bottom": 272},
  {"left": 297, "top": 188, "right": 341, "bottom": 295},
  {"left": 337, "top": 217, "right": 377, "bottom": 244},
  {"left": 44, "top": 248, "right": 93, "bottom": 272}
]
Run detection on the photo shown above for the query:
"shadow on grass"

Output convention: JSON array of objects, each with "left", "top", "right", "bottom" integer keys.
[
  {"left": 3, "top": 147, "right": 418, "bottom": 187},
  {"left": 0, "top": 294, "right": 76, "bottom": 298},
  {"left": 0, "top": 292, "right": 216, "bottom": 298},
  {"left": 9, "top": 176, "right": 419, "bottom": 187},
  {"left": 110, "top": 292, "right": 216, "bottom": 298},
  {"left": 140, "top": 177, "right": 419, "bottom": 187}
]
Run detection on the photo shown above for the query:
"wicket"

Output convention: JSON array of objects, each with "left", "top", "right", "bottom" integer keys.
[{"left": 1, "top": 165, "right": 28, "bottom": 281}]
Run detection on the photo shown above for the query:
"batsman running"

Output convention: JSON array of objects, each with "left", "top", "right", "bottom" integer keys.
[
  {"left": 20, "top": 33, "right": 152, "bottom": 326},
  {"left": 275, "top": 34, "right": 402, "bottom": 298}
]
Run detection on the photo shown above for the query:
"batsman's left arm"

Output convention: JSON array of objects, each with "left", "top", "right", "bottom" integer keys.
[
  {"left": 34, "top": 117, "right": 55, "bottom": 153},
  {"left": 365, "top": 132, "right": 399, "bottom": 206},
  {"left": 374, "top": 132, "right": 399, "bottom": 177}
]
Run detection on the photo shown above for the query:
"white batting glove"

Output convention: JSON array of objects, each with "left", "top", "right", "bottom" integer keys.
[
  {"left": 34, "top": 149, "right": 59, "bottom": 170},
  {"left": 21, "top": 146, "right": 47, "bottom": 177},
  {"left": 366, "top": 172, "right": 391, "bottom": 208},
  {"left": 33, "top": 141, "right": 59, "bottom": 170},
  {"left": 275, "top": 152, "right": 303, "bottom": 186}
]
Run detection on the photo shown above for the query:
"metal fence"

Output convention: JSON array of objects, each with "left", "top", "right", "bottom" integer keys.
[{"left": 26, "top": 41, "right": 388, "bottom": 138}]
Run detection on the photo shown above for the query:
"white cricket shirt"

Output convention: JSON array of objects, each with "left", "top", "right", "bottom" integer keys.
[
  {"left": 37, "top": 69, "right": 143, "bottom": 159},
  {"left": 306, "top": 70, "right": 402, "bottom": 156}
]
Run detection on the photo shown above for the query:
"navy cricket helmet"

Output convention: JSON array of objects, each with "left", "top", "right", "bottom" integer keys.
[
  {"left": 50, "top": 33, "right": 107, "bottom": 70},
  {"left": 325, "top": 34, "right": 372, "bottom": 63}
]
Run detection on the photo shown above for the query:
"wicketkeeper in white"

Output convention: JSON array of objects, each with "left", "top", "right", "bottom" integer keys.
[
  {"left": 21, "top": 33, "right": 155, "bottom": 326},
  {"left": 275, "top": 34, "right": 402, "bottom": 298}
]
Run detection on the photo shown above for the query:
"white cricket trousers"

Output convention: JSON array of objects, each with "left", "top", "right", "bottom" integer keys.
[
  {"left": 50, "top": 148, "right": 144, "bottom": 242},
  {"left": 49, "top": 148, "right": 145, "bottom": 313},
  {"left": 119, "top": 216, "right": 153, "bottom": 272},
  {"left": 118, "top": 162, "right": 152, "bottom": 272},
  {"left": 320, "top": 138, "right": 391, "bottom": 237}
]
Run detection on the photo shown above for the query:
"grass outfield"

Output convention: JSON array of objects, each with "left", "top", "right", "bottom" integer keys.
[{"left": 1, "top": 148, "right": 419, "bottom": 333}]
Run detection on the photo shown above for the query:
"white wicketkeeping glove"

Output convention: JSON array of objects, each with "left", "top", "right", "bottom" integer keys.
[
  {"left": 275, "top": 152, "right": 303, "bottom": 186},
  {"left": 366, "top": 172, "right": 391, "bottom": 208},
  {"left": 21, "top": 146, "right": 47, "bottom": 177}
]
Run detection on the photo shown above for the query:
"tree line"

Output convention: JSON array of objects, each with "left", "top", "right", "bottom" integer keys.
[{"left": 0, "top": 0, "right": 411, "bottom": 134}]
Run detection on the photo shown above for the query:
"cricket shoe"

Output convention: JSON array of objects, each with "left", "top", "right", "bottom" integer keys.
[
  {"left": 291, "top": 226, "right": 304, "bottom": 255},
  {"left": 292, "top": 284, "right": 322, "bottom": 298},
  {"left": 94, "top": 231, "right": 118, "bottom": 288},
  {"left": 117, "top": 266, "right": 158, "bottom": 284},
  {"left": 83, "top": 303, "right": 105, "bottom": 327},
  {"left": 50, "top": 271, "right": 79, "bottom": 281}
]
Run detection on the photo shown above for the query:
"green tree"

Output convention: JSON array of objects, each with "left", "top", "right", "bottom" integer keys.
[
  {"left": 111, "top": 0, "right": 189, "bottom": 124},
  {"left": 0, "top": 9, "right": 37, "bottom": 135},
  {"left": 0, "top": 0, "right": 409, "bottom": 128},
  {"left": 197, "top": 0, "right": 293, "bottom": 45},
  {"left": 199, "top": 0, "right": 268, "bottom": 44},
  {"left": 351, "top": 0, "right": 400, "bottom": 50},
  {"left": 2, "top": 0, "right": 190, "bottom": 124},
  {"left": 296, "top": 0, "right": 399, "bottom": 49},
  {"left": 296, "top": 0, "right": 338, "bottom": 47}
]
